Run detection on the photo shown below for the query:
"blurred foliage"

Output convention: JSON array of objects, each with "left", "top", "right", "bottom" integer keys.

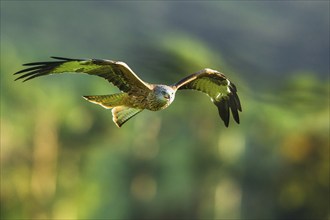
[{"left": 1, "top": 1, "right": 329, "bottom": 220}]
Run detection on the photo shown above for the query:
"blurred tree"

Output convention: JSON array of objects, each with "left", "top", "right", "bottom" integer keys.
[{"left": 1, "top": 1, "right": 329, "bottom": 220}]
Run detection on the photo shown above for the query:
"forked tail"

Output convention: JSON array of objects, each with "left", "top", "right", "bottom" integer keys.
[
  {"left": 83, "top": 93, "right": 143, "bottom": 127},
  {"left": 83, "top": 93, "right": 128, "bottom": 109}
]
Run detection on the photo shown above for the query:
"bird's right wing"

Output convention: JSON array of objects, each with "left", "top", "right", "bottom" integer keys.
[
  {"left": 173, "top": 68, "right": 242, "bottom": 127},
  {"left": 14, "top": 56, "right": 152, "bottom": 93}
]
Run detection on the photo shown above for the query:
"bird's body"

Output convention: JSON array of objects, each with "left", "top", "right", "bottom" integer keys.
[{"left": 15, "top": 57, "right": 241, "bottom": 127}]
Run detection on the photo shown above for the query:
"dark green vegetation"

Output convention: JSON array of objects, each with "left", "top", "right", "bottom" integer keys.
[{"left": 1, "top": 1, "right": 329, "bottom": 219}]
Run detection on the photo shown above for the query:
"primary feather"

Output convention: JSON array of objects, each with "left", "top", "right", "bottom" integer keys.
[
  {"left": 173, "top": 68, "right": 241, "bottom": 127},
  {"left": 14, "top": 56, "right": 151, "bottom": 92}
]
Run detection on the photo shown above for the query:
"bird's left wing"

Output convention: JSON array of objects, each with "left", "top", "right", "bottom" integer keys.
[
  {"left": 173, "top": 68, "right": 242, "bottom": 127},
  {"left": 14, "top": 56, "right": 152, "bottom": 92}
]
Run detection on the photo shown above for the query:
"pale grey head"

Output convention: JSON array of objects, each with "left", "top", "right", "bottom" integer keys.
[{"left": 148, "top": 85, "right": 176, "bottom": 111}]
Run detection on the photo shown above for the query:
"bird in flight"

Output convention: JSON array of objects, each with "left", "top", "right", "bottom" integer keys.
[{"left": 15, "top": 57, "right": 242, "bottom": 127}]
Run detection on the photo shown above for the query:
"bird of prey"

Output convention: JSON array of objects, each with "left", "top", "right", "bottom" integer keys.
[{"left": 14, "top": 57, "right": 242, "bottom": 127}]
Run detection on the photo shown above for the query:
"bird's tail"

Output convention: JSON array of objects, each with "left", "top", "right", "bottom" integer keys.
[
  {"left": 83, "top": 93, "right": 143, "bottom": 127},
  {"left": 83, "top": 93, "right": 128, "bottom": 109}
]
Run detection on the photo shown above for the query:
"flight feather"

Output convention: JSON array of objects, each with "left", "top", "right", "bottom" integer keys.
[
  {"left": 173, "top": 68, "right": 241, "bottom": 127},
  {"left": 14, "top": 56, "right": 151, "bottom": 93}
]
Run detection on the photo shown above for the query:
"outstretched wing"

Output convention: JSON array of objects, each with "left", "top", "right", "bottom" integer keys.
[
  {"left": 14, "top": 56, "right": 152, "bottom": 92},
  {"left": 173, "top": 68, "right": 242, "bottom": 127}
]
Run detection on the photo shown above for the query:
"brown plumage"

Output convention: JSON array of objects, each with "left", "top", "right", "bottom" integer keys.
[{"left": 14, "top": 57, "right": 242, "bottom": 127}]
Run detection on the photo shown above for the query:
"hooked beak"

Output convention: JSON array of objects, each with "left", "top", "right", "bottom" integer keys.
[{"left": 163, "top": 93, "right": 170, "bottom": 100}]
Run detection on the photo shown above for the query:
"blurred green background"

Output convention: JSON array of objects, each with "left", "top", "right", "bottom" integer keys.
[{"left": 1, "top": 1, "right": 329, "bottom": 219}]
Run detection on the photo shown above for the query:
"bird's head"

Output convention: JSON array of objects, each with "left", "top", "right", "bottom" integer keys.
[{"left": 153, "top": 85, "right": 176, "bottom": 108}]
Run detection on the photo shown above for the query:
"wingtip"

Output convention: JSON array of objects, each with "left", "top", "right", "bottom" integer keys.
[
  {"left": 14, "top": 75, "right": 26, "bottom": 82},
  {"left": 50, "top": 56, "right": 71, "bottom": 60},
  {"left": 216, "top": 99, "right": 230, "bottom": 127}
]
